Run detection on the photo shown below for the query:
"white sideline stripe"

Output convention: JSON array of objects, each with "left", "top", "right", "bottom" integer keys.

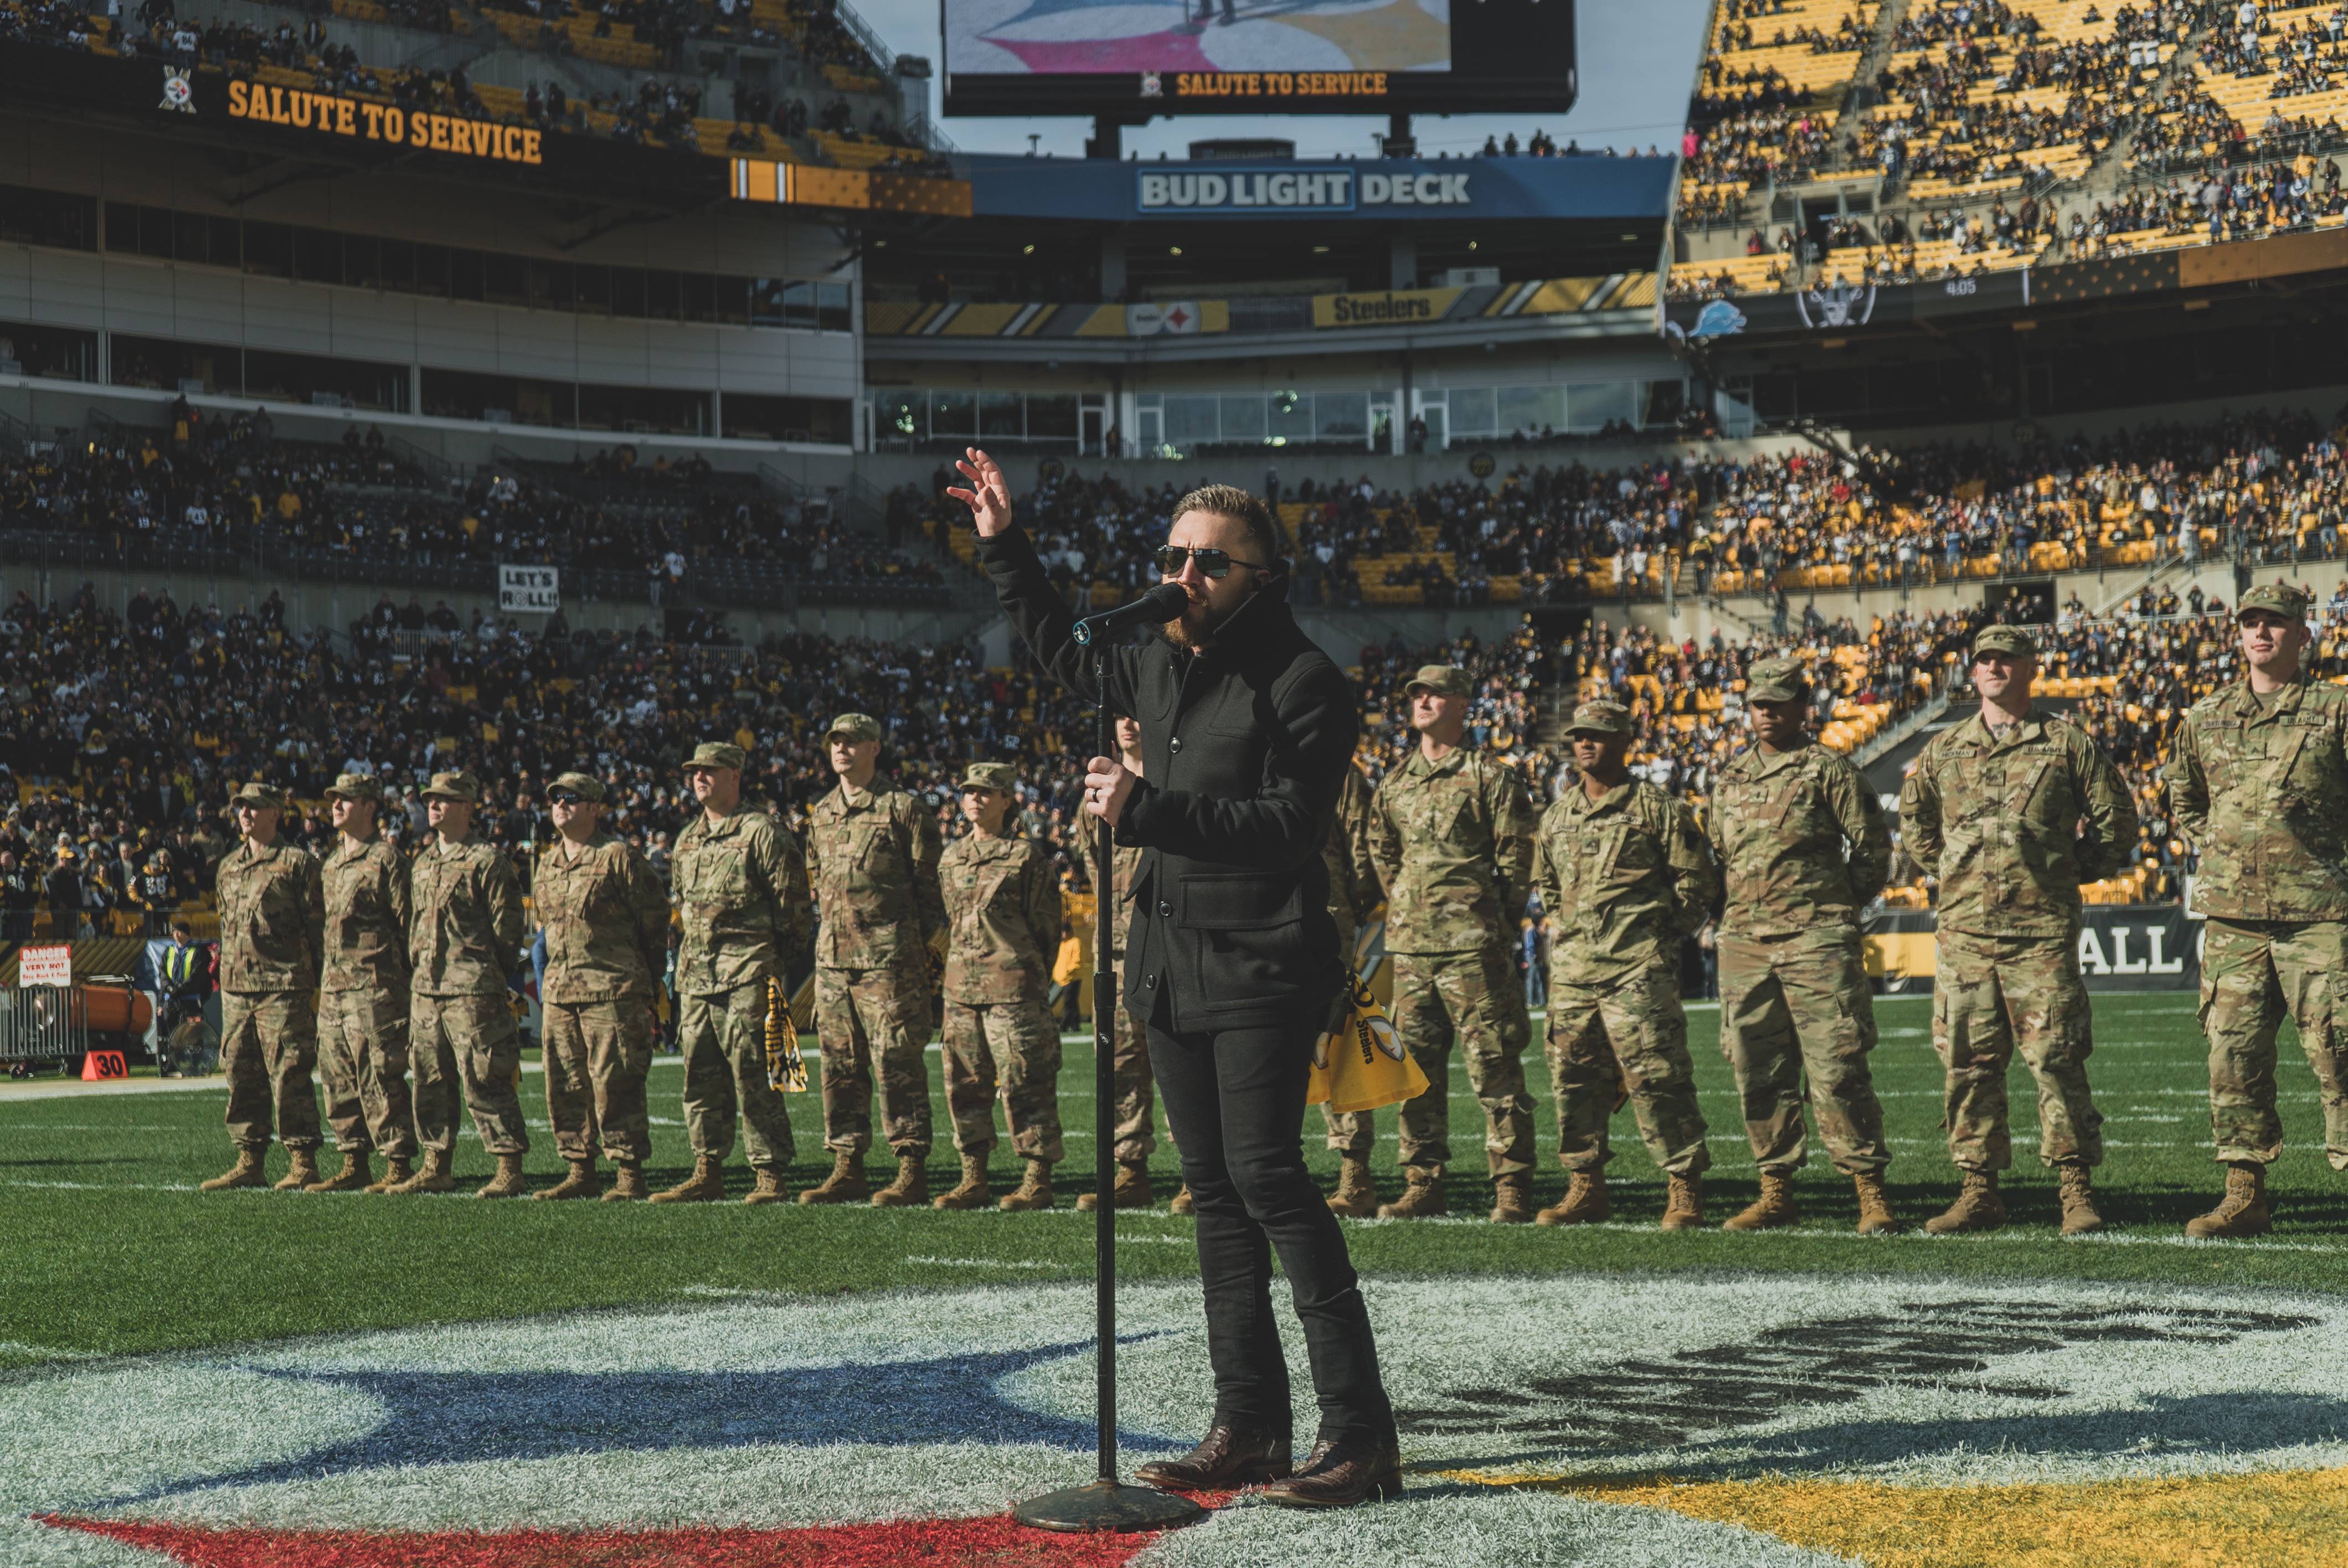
[
  {"left": 904, "top": 1254, "right": 1072, "bottom": 1270},
  {"left": 1342, "top": 1211, "right": 2348, "bottom": 1254},
  {"left": 0, "top": 1340, "right": 95, "bottom": 1360},
  {"left": 1, "top": 1178, "right": 198, "bottom": 1192}
]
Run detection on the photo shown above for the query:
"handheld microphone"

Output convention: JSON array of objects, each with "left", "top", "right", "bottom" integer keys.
[{"left": 1072, "top": 582, "right": 1189, "bottom": 646}]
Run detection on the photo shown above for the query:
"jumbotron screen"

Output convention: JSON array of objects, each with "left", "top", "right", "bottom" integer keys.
[{"left": 940, "top": 0, "right": 1576, "bottom": 116}]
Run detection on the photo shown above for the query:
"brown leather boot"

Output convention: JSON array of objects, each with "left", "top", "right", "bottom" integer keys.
[
  {"left": 1723, "top": 1170, "right": 1799, "bottom": 1232},
  {"left": 200, "top": 1147, "right": 268, "bottom": 1192},
  {"left": 933, "top": 1153, "right": 991, "bottom": 1210},
  {"left": 1924, "top": 1170, "right": 2004, "bottom": 1234},
  {"left": 1077, "top": 1160, "right": 1152, "bottom": 1210},
  {"left": 1659, "top": 1172, "right": 1706, "bottom": 1230},
  {"left": 1536, "top": 1170, "right": 1608, "bottom": 1226},
  {"left": 1377, "top": 1170, "right": 1447, "bottom": 1220},
  {"left": 603, "top": 1162, "right": 647, "bottom": 1201},
  {"left": 365, "top": 1155, "right": 413, "bottom": 1195},
  {"left": 306, "top": 1149, "right": 372, "bottom": 1193},
  {"left": 476, "top": 1152, "right": 529, "bottom": 1199},
  {"left": 797, "top": 1152, "right": 868, "bottom": 1205},
  {"left": 1260, "top": 1435, "right": 1404, "bottom": 1509},
  {"left": 273, "top": 1147, "right": 320, "bottom": 1192},
  {"left": 650, "top": 1154, "right": 727, "bottom": 1204},
  {"left": 872, "top": 1153, "right": 930, "bottom": 1208},
  {"left": 1322, "top": 1154, "right": 1379, "bottom": 1219},
  {"left": 2057, "top": 1164, "right": 2105, "bottom": 1235},
  {"left": 1134, "top": 1421, "right": 1293, "bottom": 1492},
  {"left": 1853, "top": 1169, "right": 1901, "bottom": 1235},
  {"left": 997, "top": 1158, "right": 1055, "bottom": 1211},
  {"left": 2186, "top": 1162, "right": 2272, "bottom": 1239},
  {"left": 1168, "top": 1184, "right": 1195, "bottom": 1215},
  {"left": 742, "top": 1166, "right": 790, "bottom": 1205},
  {"left": 390, "top": 1148, "right": 457, "bottom": 1194},
  {"left": 1489, "top": 1173, "right": 1535, "bottom": 1224},
  {"left": 534, "top": 1158, "right": 600, "bottom": 1201}
]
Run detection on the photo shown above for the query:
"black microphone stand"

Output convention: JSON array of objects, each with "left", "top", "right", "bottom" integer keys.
[{"left": 1010, "top": 642, "right": 1204, "bottom": 1535}]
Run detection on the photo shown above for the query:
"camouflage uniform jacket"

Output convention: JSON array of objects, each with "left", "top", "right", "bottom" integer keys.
[
  {"left": 805, "top": 776, "right": 945, "bottom": 972},
  {"left": 2164, "top": 674, "right": 2348, "bottom": 921},
  {"left": 535, "top": 832, "right": 670, "bottom": 1004},
  {"left": 1898, "top": 707, "right": 2137, "bottom": 938},
  {"left": 215, "top": 839, "right": 323, "bottom": 995},
  {"left": 408, "top": 836, "right": 524, "bottom": 997},
  {"left": 1371, "top": 747, "right": 1538, "bottom": 955},
  {"left": 1708, "top": 742, "right": 1892, "bottom": 937},
  {"left": 671, "top": 806, "right": 811, "bottom": 997},
  {"left": 1110, "top": 843, "right": 1143, "bottom": 957},
  {"left": 320, "top": 835, "right": 410, "bottom": 993},
  {"left": 940, "top": 832, "right": 1060, "bottom": 1005},
  {"left": 1533, "top": 780, "right": 1718, "bottom": 989},
  {"left": 1323, "top": 762, "right": 1379, "bottom": 962}
]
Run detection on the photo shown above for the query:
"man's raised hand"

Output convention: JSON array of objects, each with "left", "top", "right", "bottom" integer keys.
[{"left": 945, "top": 446, "right": 1013, "bottom": 538}]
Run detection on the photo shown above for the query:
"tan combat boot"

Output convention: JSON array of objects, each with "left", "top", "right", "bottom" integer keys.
[
  {"left": 2185, "top": 1162, "right": 2272, "bottom": 1239},
  {"left": 997, "top": 1158, "right": 1055, "bottom": 1211},
  {"left": 1853, "top": 1170, "right": 1901, "bottom": 1235},
  {"left": 1490, "top": 1173, "right": 1535, "bottom": 1225},
  {"left": 797, "top": 1152, "right": 868, "bottom": 1205},
  {"left": 1168, "top": 1185, "right": 1196, "bottom": 1215},
  {"left": 1322, "top": 1154, "right": 1379, "bottom": 1219},
  {"left": 2057, "top": 1164, "right": 2105, "bottom": 1236},
  {"left": 199, "top": 1147, "right": 268, "bottom": 1192},
  {"left": 603, "top": 1162, "right": 647, "bottom": 1202},
  {"left": 1659, "top": 1173, "right": 1706, "bottom": 1231},
  {"left": 1378, "top": 1170, "right": 1448, "bottom": 1220},
  {"left": 390, "top": 1148, "right": 457, "bottom": 1195},
  {"left": 273, "top": 1147, "right": 321, "bottom": 1192},
  {"left": 872, "top": 1153, "right": 930, "bottom": 1208},
  {"left": 934, "top": 1154, "right": 992, "bottom": 1210},
  {"left": 364, "top": 1156, "right": 413, "bottom": 1195},
  {"left": 1923, "top": 1171, "right": 2004, "bottom": 1234},
  {"left": 1723, "top": 1170, "right": 1799, "bottom": 1232},
  {"left": 306, "top": 1149, "right": 373, "bottom": 1193},
  {"left": 534, "top": 1158, "right": 600, "bottom": 1201},
  {"left": 476, "top": 1153, "right": 529, "bottom": 1199},
  {"left": 1536, "top": 1170, "right": 1608, "bottom": 1227},
  {"left": 742, "top": 1166, "right": 790, "bottom": 1205},
  {"left": 650, "top": 1154, "right": 728, "bottom": 1204},
  {"left": 1078, "top": 1161, "right": 1153, "bottom": 1211}
]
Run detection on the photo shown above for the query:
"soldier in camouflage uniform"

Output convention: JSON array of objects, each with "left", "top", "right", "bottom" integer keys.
[
  {"left": 653, "top": 742, "right": 815, "bottom": 1205},
  {"left": 533, "top": 772, "right": 672, "bottom": 1203},
  {"left": 1080, "top": 714, "right": 1158, "bottom": 1214},
  {"left": 1900, "top": 625, "right": 2138, "bottom": 1235},
  {"left": 1368, "top": 664, "right": 1540, "bottom": 1225},
  {"left": 1531, "top": 700, "right": 1719, "bottom": 1230},
  {"left": 1707, "top": 658, "right": 1898, "bottom": 1235},
  {"left": 801, "top": 713, "right": 947, "bottom": 1207},
  {"left": 2164, "top": 581, "right": 2348, "bottom": 1238},
  {"left": 1316, "top": 759, "right": 1382, "bottom": 1216},
  {"left": 312, "top": 774, "right": 414, "bottom": 1194},
  {"left": 200, "top": 782, "right": 326, "bottom": 1193},
  {"left": 391, "top": 770, "right": 529, "bottom": 1199},
  {"left": 932, "top": 762, "right": 1067, "bottom": 1211}
]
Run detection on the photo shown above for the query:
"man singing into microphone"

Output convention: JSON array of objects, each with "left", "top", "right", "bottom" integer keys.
[{"left": 948, "top": 449, "right": 1399, "bottom": 1508}]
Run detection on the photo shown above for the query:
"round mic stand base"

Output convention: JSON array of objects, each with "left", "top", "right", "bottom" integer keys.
[{"left": 1011, "top": 1479, "right": 1207, "bottom": 1533}]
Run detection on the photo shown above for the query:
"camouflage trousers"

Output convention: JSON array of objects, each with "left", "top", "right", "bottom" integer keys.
[
  {"left": 1103, "top": 963, "right": 1157, "bottom": 1163},
  {"left": 1932, "top": 928, "right": 2103, "bottom": 1173},
  {"left": 1546, "top": 962, "right": 1709, "bottom": 1177},
  {"left": 410, "top": 992, "right": 528, "bottom": 1158},
  {"left": 1390, "top": 948, "right": 1536, "bottom": 1180},
  {"left": 220, "top": 989, "right": 321, "bottom": 1151},
  {"left": 2201, "top": 918, "right": 2348, "bottom": 1170},
  {"left": 547, "top": 996, "right": 656, "bottom": 1166},
  {"left": 1717, "top": 926, "right": 1890, "bottom": 1175},
  {"left": 318, "top": 985, "right": 414, "bottom": 1159},
  {"left": 678, "top": 982, "right": 794, "bottom": 1168},
  {"left": 816, "top": 962, "right": 933, "bottom": 1158},
  {"left": 943, "top": 998, "right": 1064, "bottom": 1163}
]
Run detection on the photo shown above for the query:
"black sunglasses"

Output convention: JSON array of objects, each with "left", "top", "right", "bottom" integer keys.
[
  {"left": 1154, "top": 545, "right": 1269, "bottom": 580},
  {"left": 547, "top": 790, "right": 585, "bottom": 805}
]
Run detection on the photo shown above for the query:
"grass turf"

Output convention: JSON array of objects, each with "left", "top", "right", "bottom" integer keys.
[{"left": 2, "top": 991, "right": 2342, "bottom": 1368}]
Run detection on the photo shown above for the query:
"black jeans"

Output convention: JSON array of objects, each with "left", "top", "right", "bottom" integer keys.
[{"left": 1146, "top": 1010, "right": 1393, "bottom": 1444}]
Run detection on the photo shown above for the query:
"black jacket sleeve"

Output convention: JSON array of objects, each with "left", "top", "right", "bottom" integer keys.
[{"left": 975, "top": 524, "right": 1137, "bottom": 716}]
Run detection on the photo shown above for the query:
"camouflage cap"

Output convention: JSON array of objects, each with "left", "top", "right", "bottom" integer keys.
[
  {"left": 1972, "top": 624, "right": 2039, "bottom": 659},
  {"left": 547, "top": 771, "right": 607, "bottom": 803},
  {"left": 322, "top": 772, "right": 383, "bottom": 803},
  {"left": 2238, "top": 581, "right": 2313, "bottom": 621},
  {"left": 682, "top": 742, "right": 747, "bottom": 772},
  {"left": 421, "top": 770, "right": 482, "bottom": 802},
  {"left": 1563, "top": 699, "right": 1633, "bottom": 737},
  {"left": 1404, "top": 663, "right": 1472, "bottom": 698},
  {"left": 824, "top": 713, "right": 882, "bottom": 743},
  {"left": 960, "top": 761, "right": 1018, "bottom": 792},
  {"left": 1745, "top": 656, "right": 1808, "bottom": 703},
  {"left": 228, "top": 781, "right": 290, "bottom": 811}
]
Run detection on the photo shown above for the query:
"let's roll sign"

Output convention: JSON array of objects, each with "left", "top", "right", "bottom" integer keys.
[{"left": 227, "top": 79, "right": 544, "bottom": 166}]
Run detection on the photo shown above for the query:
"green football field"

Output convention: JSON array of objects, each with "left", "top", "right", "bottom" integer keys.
[{"left": 3, "top": 989, "right": 2338, "bottom": 1371}]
